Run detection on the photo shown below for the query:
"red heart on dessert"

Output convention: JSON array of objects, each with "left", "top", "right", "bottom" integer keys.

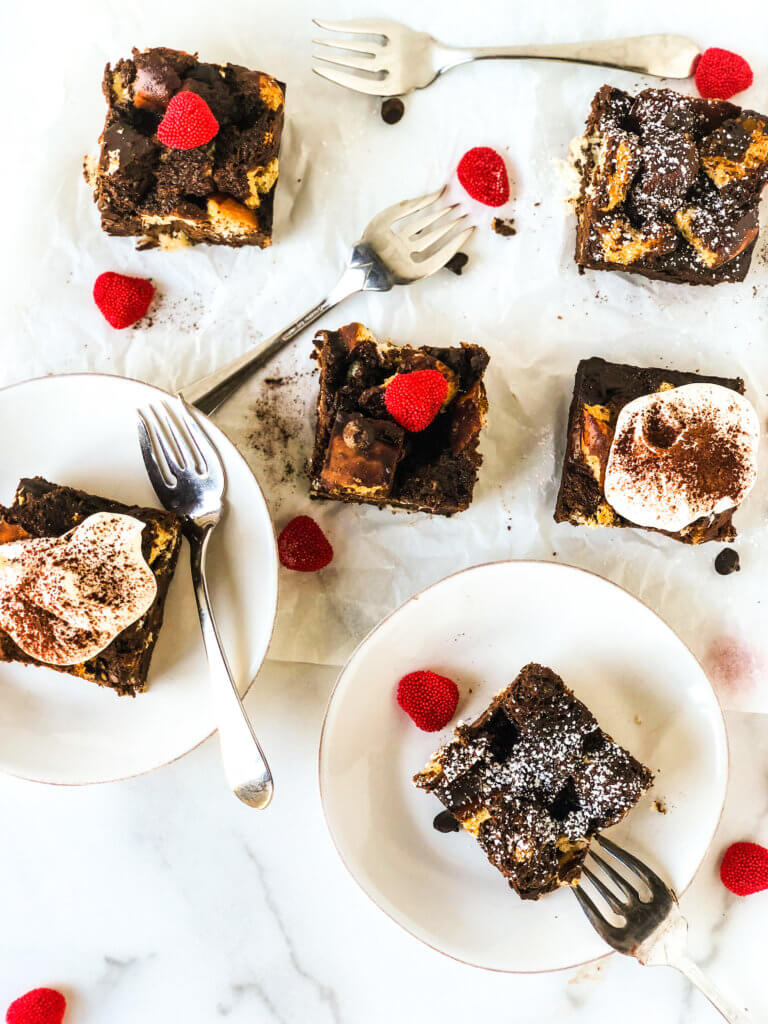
[
  {"left": 6, "top": 988, "right": 66, "bottom": 1024},
  {"left": 694, "top": 48, "right": 753, "bottom": 101},
  {"left": 384, "top": 369, "right": 448, "bottom": 433},
  {"left": 157, "top": 91, "right": 219, "bottom": 150}
]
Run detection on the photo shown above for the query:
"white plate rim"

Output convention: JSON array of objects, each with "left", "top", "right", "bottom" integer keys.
[
  {"left": 0, "top": 370, "right": 280, "bottom": 787},
  {"left": 317, "top": 557, "right": 729, "bottom": 974}
]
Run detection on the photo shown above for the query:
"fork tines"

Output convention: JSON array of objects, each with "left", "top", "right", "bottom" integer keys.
[
  {"left": 137, "top": 397, "right": 223, "bottom": 496},
  {"left": 369, "top": 187, "right": 474, "bottom": 278},
  {"left": 573, "top": 835, "right": 675, "bottom": 951},
  {"left": 312, "top": 17, "right": 395, "bottom": 95}
]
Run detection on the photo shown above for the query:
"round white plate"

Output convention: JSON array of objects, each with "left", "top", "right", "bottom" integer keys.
[
  {"left": 319, "top": 561, "right": 728, "bottom": 973},
  {"left": 0, "top": 374, "right": 278, "bottom": 785}
]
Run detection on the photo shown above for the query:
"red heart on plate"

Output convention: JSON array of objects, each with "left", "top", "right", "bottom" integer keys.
[{"left": 6, "top": 989, "right": 66, "bottom": 1024}]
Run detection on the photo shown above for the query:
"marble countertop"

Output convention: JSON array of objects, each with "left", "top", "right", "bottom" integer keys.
[{"left": 2, "top": 660, "right": 767, "bottom": 1023}]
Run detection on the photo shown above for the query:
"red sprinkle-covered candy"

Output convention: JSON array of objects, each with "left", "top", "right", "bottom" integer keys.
[
  {"left": 397, "top": 670, "right": 459, "bottom": 732},
  {"left": 457, "top": 147, "right": 510, "bottom": 207},
  {"left": 93, "top": 272, "right": 154, "bottom": 329},
  {"left": 6, "top": 988, "right": 66, "bottom": 1024},
  {"left": 695, "top": 48, "right": 753, "bottom": 100},
  {"left": 720, "top": 841, "right": 768, "bottom": 896},
  {"left": 278, "top": 515, "right": 333, "bottom": 572},
  {"left": 157, "top": 91, "right": 219, "bottom": 150},
  {"left": 384, "top": 369, "right": 448, "bottom": 433}
]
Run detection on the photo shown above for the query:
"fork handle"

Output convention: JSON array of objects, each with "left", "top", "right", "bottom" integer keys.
[
  {"left": 181, "top": 265, "right": 365, "bottom": 416},
  {"left": 188, "top": 526, "right": 274, "bottom": 808},
  {"left": 667, "top": 955, "right": 752, "bottom": 1023},
  {"left": 440, "top": 34, "right": 698, "bottom": 79}
]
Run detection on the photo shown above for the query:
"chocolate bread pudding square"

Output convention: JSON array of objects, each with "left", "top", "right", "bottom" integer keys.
[
  {"left": 0, "top": 478, "right": 183, "bottom": 696},
  {"left": 554, "top": 357, "right": 758, "bottom": 544},
  {"left": 308, "top": 323, "right": 489, "bottom": 516},
  {"left": 86, "top": 47, "right": 285, "bottom": 249},
  {"left": 414, "top": 663, "right": 653, "bottom": 900},
  {"left": 573, "top": 85, "right": 768, "bottom": 284}
]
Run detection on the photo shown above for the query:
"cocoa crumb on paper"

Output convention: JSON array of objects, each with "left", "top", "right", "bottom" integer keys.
[{"left": 247, "top": 376, "right": 310, "bottom": 486}]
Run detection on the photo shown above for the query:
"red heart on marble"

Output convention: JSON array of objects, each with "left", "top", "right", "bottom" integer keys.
[{"left": 6, "top": 989, "right": 66, "bottom": 1024}]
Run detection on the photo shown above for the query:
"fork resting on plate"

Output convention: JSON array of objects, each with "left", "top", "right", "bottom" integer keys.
[
  {"left": 312, "top": 18, "right": 700, "bottom": 96},
  {"left": 575, "top": 836, "right": 751, "bottom": 1023},
  {"left": 138, "top": 397, "right": 274, "bottom": 808}
]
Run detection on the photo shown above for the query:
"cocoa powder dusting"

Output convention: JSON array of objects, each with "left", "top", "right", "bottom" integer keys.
[{"left": 613, "top": 403, "right": 751, "bottom": 511}]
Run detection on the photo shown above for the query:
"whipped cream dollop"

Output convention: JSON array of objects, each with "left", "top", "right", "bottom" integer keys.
[
  {"left": 0, "top": 512, "right": 157, "bottom": 665},
  {"left": 603, "top": 383, "right": 760, "bottom": 533}
]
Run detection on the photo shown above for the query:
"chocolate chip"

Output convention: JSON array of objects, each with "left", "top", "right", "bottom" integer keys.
[
  {"left": 444, "top": 251, "right": 468, "bottom": 275},
  {"left": 433, "top": 810, "right": 460, "bottom": 833},
  {"left": 714, "top": 548, "right": 740, "bottom": 575},
  {"left": 381, "top": 97, "right": 405, "bottom": 124}
]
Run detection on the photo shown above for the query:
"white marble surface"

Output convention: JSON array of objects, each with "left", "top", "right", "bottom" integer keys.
[{"left": 0, "top": 661, "right": 766, "bottom": 1023}]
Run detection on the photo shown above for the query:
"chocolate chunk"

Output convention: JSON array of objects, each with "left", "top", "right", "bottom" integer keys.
[
  {"left": 444, "top": 251, "right": 469, "bottom": 275},
  {"left": 132, "top": 51, "right": 181, "bottom": 111},
  {"left": 98, "top": 122, "right": 157, "bottom": 209},
  {"left": 449, "top": 383, "right": 487, "bottom": 456},
  {"left": 701, "top": 112, "right": 768, "bottom": 202},
  {"left": 675, "top": 201, "right": 758, "bottom": 269},
  {"left": 433, "top": 810, "right": 460, "bottom": 833},
  {"left": 381, "top": 98, "right": 405, "bottom": 124},
  {"left": 180, "top": 64, "right": 236, "bottom": 122},
  {"left": 318, "top": 412, "right": 405, "bottom": 499},
  {"left": 714, "top": 547, "right": 740, "bottom": 575},
  {"left": 630, "top": 128, "right": 699, "bottom": 217},
  {"left": 629, "top": 89, "right": 697, "bottom": 135}
]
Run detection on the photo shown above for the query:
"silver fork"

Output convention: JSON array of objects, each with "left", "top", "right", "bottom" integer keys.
[
  {"left": 312, "top": 18, "right": 700, "bottom": 97},
  {"left": 574, "top": 836, "right": 750, "bottom": 1023},
  {"left": 137, "top": 396, "right": 273, "bottom": 809},
  {"left": 181, "top": 188, "right": 472, "bottom": 415}
]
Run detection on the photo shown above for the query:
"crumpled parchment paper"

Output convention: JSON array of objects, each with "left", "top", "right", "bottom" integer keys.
[{"left": 3, "top": 0, "right": 768, "bottom": 711}]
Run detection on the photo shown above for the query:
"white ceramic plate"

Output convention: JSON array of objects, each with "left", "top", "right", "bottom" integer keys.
[
  {"left": 0, "top": 374, "right": 278, "bottom": 785},
  {"left": 319, "top": 561, "right": 728, "bottom": 973}
]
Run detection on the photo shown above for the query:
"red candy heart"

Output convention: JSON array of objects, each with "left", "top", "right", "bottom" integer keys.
[
  {"left": 384, "top": 369, "right": 448, "bottom": 433},
  {"left": 457, "top": 147, "right": 510, "bottom": 207},
  {"left": 6, "top": 989, "right": 66, "bottom": 1024},
  {"left": 157, "top": 91, "right": 219, "bottom": 150},
  {"left": 277, "top": 516, "right": 333, "bottom": 572},
  {"left": 93, "top": 272, "right": 154, "bottom": 329},
  {"left": 720, "top": 841, "right": 768, "bottom": 896},
  {"left": 694, "top": 48, "right": 753, "bottom": 101},
  {"left": 397, "top": 670, "right": 459, "bottom": 732}
]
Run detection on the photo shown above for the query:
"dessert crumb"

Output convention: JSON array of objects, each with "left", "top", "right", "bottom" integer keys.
[
  {"left": 444, "top": 252, "right": 469, "bottom": 275},
  {"left": 653, "top": 798, "right": 668, "bottom": 814},
  {"left": 492, "top": 216, "right": 516, "bottom": 237}
]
